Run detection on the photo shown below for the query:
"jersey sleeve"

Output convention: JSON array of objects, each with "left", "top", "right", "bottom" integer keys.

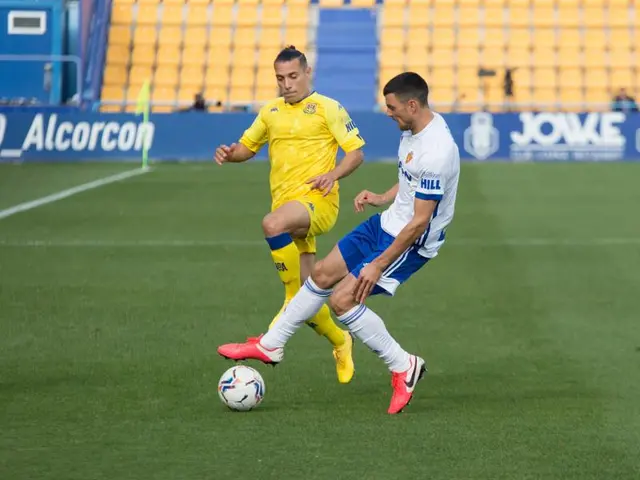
[
  {"left": 324, "top": 100, "right": 365, "bottom": 153},
  {"left": 239, "top": 108, "right": 268, "bottom": 153},
  {"left": 416, "top": 156, "right": 445, "bottom": 202}
]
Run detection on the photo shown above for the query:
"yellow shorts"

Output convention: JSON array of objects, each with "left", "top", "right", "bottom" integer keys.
[{"left": 272, "top": 194, "right": 339, "bottom": 254}]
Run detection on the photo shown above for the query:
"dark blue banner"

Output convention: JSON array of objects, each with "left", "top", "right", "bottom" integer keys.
[{"left": 0, "top": 110, "right": 638, "bottom": 162}]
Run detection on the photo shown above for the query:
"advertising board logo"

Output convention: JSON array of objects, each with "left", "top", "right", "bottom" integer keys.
[
  {"left": 464, "top": 112, "right": 499, "bottom": 160},
  {"left": 510, "top": 112, "right": 626, "bottom": 161}
]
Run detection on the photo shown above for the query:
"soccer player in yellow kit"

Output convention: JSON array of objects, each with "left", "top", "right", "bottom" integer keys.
[{"left": 214, "top": 46, "right": 365, "bottom": 383}]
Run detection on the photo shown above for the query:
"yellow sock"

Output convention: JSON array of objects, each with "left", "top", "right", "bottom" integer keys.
[
  {"left": 307, "top": 304, "right": 346, "bottom": 347},
  {"left": 266, "top": 233, "right": 301, "bottom": 302}
]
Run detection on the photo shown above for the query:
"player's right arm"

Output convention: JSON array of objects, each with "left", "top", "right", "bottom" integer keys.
[
  {"left": 354, "top": 183, "right": 399, "bottom": 213},
  {"left": 215, "top": 108, "right": 268, "bottom": 165}
]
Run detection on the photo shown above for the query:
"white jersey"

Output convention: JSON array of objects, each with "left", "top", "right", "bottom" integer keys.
[{"left": 380, "top": 113, "right": 460, "bottom": 259}]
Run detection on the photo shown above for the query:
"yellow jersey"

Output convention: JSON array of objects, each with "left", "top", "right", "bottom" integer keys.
[{"left": 239, "top": 92, "right": 365, "bottom": 205}]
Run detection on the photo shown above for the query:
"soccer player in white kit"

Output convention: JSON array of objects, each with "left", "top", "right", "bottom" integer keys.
[{"left": 218, "top": 72, "right": 461, "bottom": 414}]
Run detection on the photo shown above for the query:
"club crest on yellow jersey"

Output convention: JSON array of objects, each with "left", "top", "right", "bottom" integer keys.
[{"left": 303, "top": 103, "right": 317, "bottom": 114}]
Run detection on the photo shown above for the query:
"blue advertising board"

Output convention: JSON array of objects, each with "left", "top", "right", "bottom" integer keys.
[{"left": 0, "top": 111, "right": 639, "bottom": 162}]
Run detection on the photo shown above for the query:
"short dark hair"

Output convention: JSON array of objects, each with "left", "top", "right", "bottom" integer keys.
[
  {"left": 274, "top": 45, "right": 308, "bottom": 69},
  {"left": 383, "top": 72, "right": 429, "bottom": 107}
]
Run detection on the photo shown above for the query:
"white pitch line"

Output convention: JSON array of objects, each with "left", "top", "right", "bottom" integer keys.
[
  {"left": 0, "top": 167, "right": 151, "bottom": 221},
  {"left": 0, "top": 238, "right": 639, "bottom": 248}
]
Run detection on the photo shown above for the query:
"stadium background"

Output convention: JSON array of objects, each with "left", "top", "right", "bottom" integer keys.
[{"left": 2, "top": 2, "right": 640, "bottom": 479}]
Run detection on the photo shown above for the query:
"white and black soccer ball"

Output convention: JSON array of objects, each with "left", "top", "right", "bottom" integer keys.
[{"left": 217, "top": 365, "right": 265, "bottom": 411}]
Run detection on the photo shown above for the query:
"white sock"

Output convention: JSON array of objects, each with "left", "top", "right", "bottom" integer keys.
[
  {"left": 260, "top": 277, "right": 332, "bottom": 349},
  {"left": 338, "top": 305, "right": 411, "bottom": 373}
]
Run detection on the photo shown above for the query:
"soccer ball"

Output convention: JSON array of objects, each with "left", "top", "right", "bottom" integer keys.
[{"left": 217, "top": 365, "right": 265, "bottom": 411}]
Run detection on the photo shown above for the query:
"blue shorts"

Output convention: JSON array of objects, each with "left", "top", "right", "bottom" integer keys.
[{"left": 337, "top": 213, "right": 429, "bottom": 296}]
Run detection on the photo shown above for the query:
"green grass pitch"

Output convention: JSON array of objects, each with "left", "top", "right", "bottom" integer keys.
[{"left": 1, "top": 162, "right": 639, "bottom": 479}]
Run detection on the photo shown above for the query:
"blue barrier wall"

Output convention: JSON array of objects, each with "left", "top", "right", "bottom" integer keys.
[{"left": 0, "top": 111, "right": 639, "bottom": 162}]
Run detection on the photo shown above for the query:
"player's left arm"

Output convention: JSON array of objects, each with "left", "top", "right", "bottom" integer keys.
[
  {"left": 354, "top": 166, "right": 444, "bottom": 303},
  {"left": 308, "top": 102, "right": 365, "bottom": 195}
]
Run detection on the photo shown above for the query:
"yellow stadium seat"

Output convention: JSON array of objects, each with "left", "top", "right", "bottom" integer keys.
[
  {"left": 484, "top": 6, "right": 506, "bottom": 28},
  {"left": 256, "top": 86, "right": 278, "bottom": 102},
  {"left": 458, "top": 48, "right": 480, "bottom": 68},
  {"left": 558, "top": 28, "right": 581, "bottom": 48},
  {"left": 257, "top": 65, "right": 275, "bottom": 86},
  {"left": 163, "top": 0, "right": 185, "bottom": 5},
  {"left": 557, "top": 4, "right": 580, "bottom": 28},
  {"left": 188, "top": 0, "right": 211, "bottom": 5},
  {"left": 383, "top": 5, "right": 405, "bottom": 28},
  {"left": 351, "top": 0, "right": 376, "bottom": 6},
  {"left": 430, "top": 3, "right": 453, "bottom": 27},
  {"left": 532, "top": 47, "right": 556, "bottom": 68},
  {"left": 106, "top": 45, "right": 129, "bottom": 66},
  {"left": 108, "top": 25, "right": 132, "bottom": 46},
  {"left": 133, "top": 26, "right": 157, "bottom": 46},
  {"left": 157, "top": 27, "right": 182, "bottom": 48},
  {"left": 483, "top": 47, "right": 505, "bottom": 68},
  {"left": 180, "top": 66, "right": 205, "bottom": 89},
  {"left": 583, "top": 49, "right": 607, "bottom": 69},
  {"left": 505, "top": 48, "right": 530, "bottom": 68},
  {"left": 405, "top": 46, "right": 426, "bottom": 67},
  {"left": 113, "top": 0, "right": 134, "bottom": 6},
  {"left": 407, "top": 7, "right": 429, "bottom": 29},
  {"left": 319, "top": 0, "right": 343, "bottom": 6},
  {"left": 458, "top": 5, "right": 480, "bottom": 28},
  {"left": 507, "top": 29, "right": 531, "bottom": 49},
  {"left": 229, "top": 86, "right": 254, "bottom": 105},
  {"left": 607, "top": 6, "right": 631, "bottom": 28},
  {"left": 583, "top": 6, "right": 606, "bottom": 28},
  {"left": 184, "top": 27, "right": 208, "bottom": 47},
  {"left": 160, "top": 6, "right": 183, "bottom": 26},
  {"left": 103, "top": 65, "right": 128, "bottom": 85},
  {"left": 208, "top": 45, "right": 232, "bottom": 67},
  {"left": 262, "top": 5, "right": 284, "bottom": 28},
  {"left": 381, "top": 48, "right": 405, "bottom": 69},
  {"left": 533, "top": 67, "right": 557, "bottom": 89},
  {"left": 430, "top": 49, "right": 454, "bottom": 67},
  {"left": 558, "top": 67, "right": 583, "bottom": 90},
  {"left": 261, "top": 27, "right": 282, "bottom": 48},
  {"left": 211, "top": 4, "right": 233, "bottom": 27},
  {"left": 155, "top": 66, "right": 179, "bottom": 87},
  {"left": 131, "top": 45, "right": 156, "bottom": 66},
  {"left": 209, "top": 26, "right": 233, "bottom": 47},
  {"left": 431, "top": 28, "right": 455, "bottom": 48},
  {"left": 483, "top": 28, "right": 505, "bottom": 48},
  {"left": 557, "top": 48, "right": 583, "bottom": 68},
  {"left": 263, "top": 0, "right": 285, "bottom": 5},
  {"left": 156, "top": 45, "right": 181, "bottom": 65},
  {"left": 136, "top": 5, "right": 159, "bottom": 25},
  {"left": 111, "top": 5, "right": 133, "bottom": 25},
  {"left": 259, "top": 47, "right": 281, "bottom": 67},
  {"left": 534, "top": 88, "right": 558, "bottom": 107},
  {"left": 608, "top": 28, "right": 631, "bottom": 50},
  {"left": 584, "top": 87, "right": 610, "bottom": 109},
  {"left": 283, "top": 27, "right": 307, "bottom": 49},
  {"left": 152, "top": 86, "right": 176, "bottom": 102},
  {"left": 457, "top": 67, "right": 481, "bottom": 88},
  {"left": 380, "top": 27, "right": 406, "bottom": 48},
  {"left": 457, "top": 27, "right": 481, "bottom": 49},
  {"left": 609, "top": 49, "right": 633, "bottom": 69},
  {"left": 100, "top": 104, "right": 124, "bottom": 113},
  {"left": 236, "top": 4, "right": 259, "bottom": 27},
  {"left": 129, "top": 65, "right": 153, "bottom": 85},
  {"left": 532, "top": 28, "right": 556, "bottom": 48},
  {"left": 206, "top": 61, "right": 231, "bottom": 87},
  {"left": 506, "top": 6, "right": 530, "bottom": 28},
  {"left": 584, "top": 28, "right": 607, "bottom": 51},
  {"left": 557, "top": 88, "right": 583, "bottom": 112},
  {"left": 235, "top": 27, "right": 258, "bottom": 48},
  {"left": 234, "top": 47, "right": 257, "bottom": 68},
  {"left": 186, "top": 5, "right": 209, "bottom": 26},
  {"left": 182, "top": 46, "right": 206, "bottom": 66},
  {"left": 610, "top": 68, "right": 633, "bottom": 89},
  {"left": 230, "top": 66, "right": 255, "bottom": 86},
  {"left": 286, "top": 5, "right": 309, "bottom": 26}
]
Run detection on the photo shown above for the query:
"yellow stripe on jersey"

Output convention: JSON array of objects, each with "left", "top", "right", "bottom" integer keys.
[{"left": 239, "top": 92, "right": 365, "bottom": 206}]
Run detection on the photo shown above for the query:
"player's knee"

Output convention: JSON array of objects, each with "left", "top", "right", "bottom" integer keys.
[
  {"left": 311, "top": 261, "right": 334, "bottom": 290},
  {"left": 261, "top": 213, "right": 286, "bottom": 237},
  {"left": 328, "top": 289, "right": 356, "bottom": 317}
]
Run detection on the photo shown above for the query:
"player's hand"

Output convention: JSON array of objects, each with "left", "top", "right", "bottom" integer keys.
[
  {"left": 354, "top": 263, "right": 383, "bottom": 304},
  {"left": 354, "top": 190, "right": 385, "bottom": 213},
  {"left": 214, "top": 143, "right": 237, "bottom": 165},
  {"left": 306, "top": 172, "right": 336, "bottom": 197}
]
